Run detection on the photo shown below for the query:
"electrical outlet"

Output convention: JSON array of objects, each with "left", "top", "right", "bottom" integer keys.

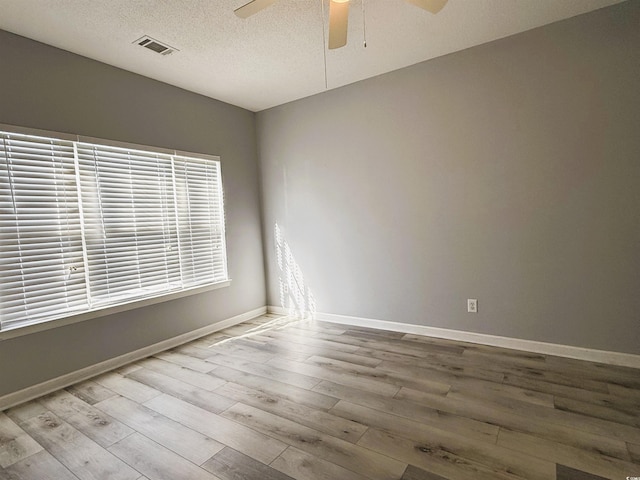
[{"left": 467, "top": 299, "right": 478, "bottom": 313}]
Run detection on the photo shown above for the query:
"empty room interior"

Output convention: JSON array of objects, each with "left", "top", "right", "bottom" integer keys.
[{"left": 0, "top": 1, "right": 639, "bottom": 479}]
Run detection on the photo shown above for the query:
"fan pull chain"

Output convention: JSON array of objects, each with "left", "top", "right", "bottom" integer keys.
[{"left": 362, "top": 0, "right": 367, "bottom": 47}]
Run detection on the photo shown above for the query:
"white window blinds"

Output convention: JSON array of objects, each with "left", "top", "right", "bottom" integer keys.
[
  {"left": 0, "top": 133, "right": 87, "bottom": 329},
  {"left": 76, "top": 143, "right": 182, "bottom": 306},
  {"left": 0, "top": 129, "right": 228, "bottom": 332},
  {"left": 174, "top": 156, "right": 227, "bottom": 286}
]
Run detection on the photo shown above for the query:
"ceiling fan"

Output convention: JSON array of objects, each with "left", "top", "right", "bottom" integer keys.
[{"left": 234, "top": 0, "right": 448, "bottom": 49}]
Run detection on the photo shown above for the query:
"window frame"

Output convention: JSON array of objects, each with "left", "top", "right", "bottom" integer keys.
[{"left": 0, "top": 123, "right": 231, "bottom": 340}]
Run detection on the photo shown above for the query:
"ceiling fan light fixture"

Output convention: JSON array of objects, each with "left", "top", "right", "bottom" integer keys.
[
  {"left": 234, "top": 0, "right": 448, "bottom": 52},
  {"left": 328, "top": 0, "right": 350, "bottom": 50}
]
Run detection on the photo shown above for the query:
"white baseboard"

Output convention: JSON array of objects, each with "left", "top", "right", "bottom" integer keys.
[
  {"left": 0, "top": 306, "right": 267, "bottom": 411},
  {"left": 267, "top": 306, "right": 640, "bottom": 369}
]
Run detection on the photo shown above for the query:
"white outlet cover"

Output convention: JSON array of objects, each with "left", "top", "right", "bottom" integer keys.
[{"left": 467, "top": 299, "right": 478, "bottom": 313}]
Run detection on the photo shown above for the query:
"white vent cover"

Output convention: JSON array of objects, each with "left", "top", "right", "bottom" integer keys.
[{"left": 134, "top": 36, "right": 178, "bottom": 56}]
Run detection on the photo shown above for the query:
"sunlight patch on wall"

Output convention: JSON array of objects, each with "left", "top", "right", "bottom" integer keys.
[{"left": 275, "top": 223, "right": 316, "bottom": 319}]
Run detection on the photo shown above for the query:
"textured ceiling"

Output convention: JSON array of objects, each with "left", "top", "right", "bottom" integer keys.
[{"left": 0, "top": 0, "right": 626, "bottom": 111}]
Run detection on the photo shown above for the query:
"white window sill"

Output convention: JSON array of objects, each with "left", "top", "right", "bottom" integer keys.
[{"left": 0, "top": 280, "right": 231, "bottom": 341}]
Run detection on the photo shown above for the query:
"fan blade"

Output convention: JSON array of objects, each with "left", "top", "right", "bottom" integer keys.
[
  {"left": 328, "top": 0, "right": 349, "bottom": 50},
  {"left": 234, "top": 0, "right": 277, "bottom": 18},
  {"left": 405, "top": 0, "right": 448, "bottom": 14}
]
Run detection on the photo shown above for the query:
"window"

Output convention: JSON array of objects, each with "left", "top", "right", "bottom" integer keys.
[{"left": 0, "top": 127, "right": 228, "bottom": 333}]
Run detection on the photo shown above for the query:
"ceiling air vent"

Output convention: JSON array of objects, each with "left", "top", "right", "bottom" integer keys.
[{"left": 134, "top": 36, "right": 178, "bottom": 56}]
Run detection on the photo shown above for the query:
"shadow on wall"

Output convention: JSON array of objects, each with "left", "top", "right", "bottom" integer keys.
[{"left": 275, "top": 223, "right": 316, "bottom": 319}]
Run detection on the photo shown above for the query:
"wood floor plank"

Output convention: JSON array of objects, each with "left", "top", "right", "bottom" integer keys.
[
  {"left": 207, "top": 354, "right": 321, "bottom": 390},
  {"left": 497, "top": 428, "right": 639, "bottom": 479},
  {"left": 221, "top": 403, "right": 406, "bottom": 480},
  {"left": 201, "top": 447, "right": 294, "bottom": 480},
  {"left": 4, "top": 402, "right": 48, "bottom": 424},
  {"left": 400, "top": 464, "right": 447, "bottom": 480},
  {"left": 38, "top": 390, "right": 134, "bottom": 448},
  {"left": 0, "top": 450, "right": 79, "bottom": 480},
  {"left": 108, "top": 432, "right": 219, "bottom": 480},
  {"left": 220, "top": 337, "right": 313, "bottom": 363},
  {"left": 357, "top": 345, "right": 508, "bottom": 378},
  {"left": 280, "top": 329, "right": 426, "bottom": 356},
  {"left": 457, "top": 343, "right": 547, "bottom": 362},
  {"left": 548, "top": 357, "right": 637, "bottom": 391},
  {"left": 503, "top": 374, "right": 640, "bottom": 412},
  {"left": 446, "top": 388, "right": 640, "bottom": 445},
  {"left": 214, "top": 381, "right": 367, "bottom": 443},
  {"left": 463, "top": 348, "right": 630, "bottom": 394},
  {"left": 459, "top": 348, "right": 560, "bottom": 374},
  {"left": 197, "top": 332, "right": 230, "bottom": 344},
  {"left": 173, "top": 343, "right": 220, "bottom": 360},
  {"left": 180, "top": 341, "right": 279, "bottom": 364},
  {"left": 400, "top": 333, "right": 492, "bottom": 352},
  {"left": 66, "top": 380, "right": 117, "bottom": 405},
  {"left": 153, "top": 351, "right": 218, "bottom": 373},
  {"left": 353, "top": 345, "right": 426, "bottom": 363},
  {"left": 288, "top": 321, "right": 349, "bottom": 336},
  {"left": 19, "top": 411, "right": 140, "bottom": 480},
  {"left": 277, "top": 325, "right": 345, "bottom": 338},
  {"left": 332, "top": 329, "right": 467, "bottom": 356},
  {"left": 608, "top": 384, "right": 640, "bottom": 404},
  {"left": 334, "top": 401, "right": 554, "bottom": 480},
  {"left": 307, "top": 355, "right": 461, "bottom": 394},
  {"left": 496, "top": 365, "right": 611, "bottom": 393},
  {"left": 297, "top": 348, "right": 383, "bottom": 368},
  {"left": 537, "top": 358, "right": 640, "bottom": 390},
  {"left": 554, "top": 395, "right": 640, "bottom": 428},
  {"left": 336, "top": 330, "right": 466, "bottom": 356},
  {"left": 228, "top": 320, "right": 306, "bottom": 337},
  {"left": 546, "top": 354, "right": 640, "bottom": 379},
  {"left": 136, "top": 357, "right": 226, "bottom": 392},
  {"left": 143, "top": 394, "right": 287, "bottom": 465},
  {"left": 93, "top": 372, "right": 162, "bottom": 404},
  {"left": 314, "top": 381, "right": 498, "bottom": 441},
  {"left": 358, "top": 428, "right": 542, "bottom": 480},
  {"left": 209, "top": 366, "right": 338, "bottom": 411},
  {"left": 377, "top": 354, "right": 505, "bottom": 383},
  {"left": 0, "top": 413, "right": 43, "bottom": 468},
  {"left": 396, "top": 387, "right": 631, "bottom": 461},
  {"left": 555, "top": 464, "right": 608, "bottom": 480},
  {"left": 259, "top": 330, "right": 362, "bottom": 354},
  {"left": 126, "top": 367, "right": 235, "bottom": 414},
  {"left": 241, "top": 333, "right": 287, "bottom": 347},
  {"left": 342, "top": 327, "right": 406, "bottom": 340},
  {"left": 245, "top": 337, "right": 382, "bottom": 368},
  {"left": 266, "top": 358, "right": 400, "bottom": 397},
  {"left": 270, "top": 446, "right": 370, "bottom": 480},
  {"left": 448, "top": 377, "right": 555, "bottom": 408},
  {"left": 96, "top": 395, "right": 224, "bottom": 465},
  {"left": 628, "top": 442, "right": 640, "bottom": 463}
]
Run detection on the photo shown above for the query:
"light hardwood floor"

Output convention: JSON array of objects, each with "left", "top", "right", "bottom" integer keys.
[{"left": 1, "top": 314, "right": 639, "bottom": 480}]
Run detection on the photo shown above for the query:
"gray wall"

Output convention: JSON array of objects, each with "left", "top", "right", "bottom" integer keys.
[
  {"left": 0, "top": 30, "right": 265, "bottom": 396},
  {"left": 257, "top": 1, "right": 640, "bottom": 354}
]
